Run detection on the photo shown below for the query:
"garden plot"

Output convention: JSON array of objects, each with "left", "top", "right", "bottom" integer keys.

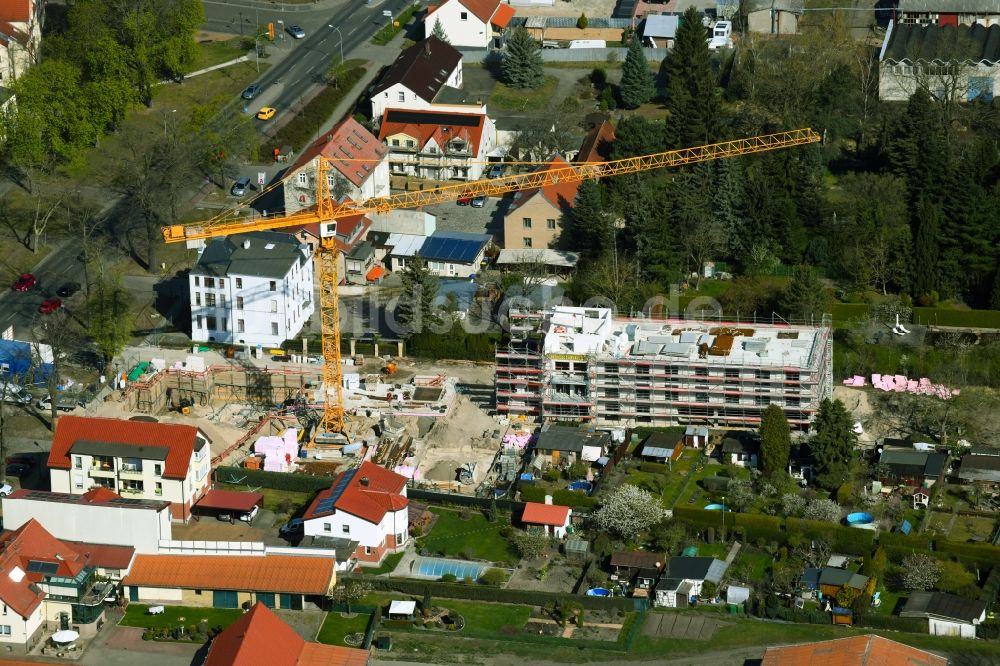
[{"left": 641, "top": 613, "right": 727, "bottom": 641}]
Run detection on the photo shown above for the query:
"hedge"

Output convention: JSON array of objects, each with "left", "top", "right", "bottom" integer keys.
[
  {"left": 784, "top": 518, "right": 874, "bottom": 555},
  {"left": 934, "top": 539, "right": 1000, "bottom": 568},
  {"left": 733, "top": 514, "right": 784, "bottom": 541},
  {"left": 672, "top": 507, "right": 722, "bottom": 529},
  {"left": 772, "top": 607, "right": 831, "bottom": 625},
  {"left": 639, "top": 462, "right": 668, "bottom": 474},
  {"left": 912, "top": 307, "right": 1000, "bottom": 328},
  {"left": 214, "top": 466, "right": 331, "bottom": 493},
  {"left": 354, "top": 575, "right": 643, "bottom": 611},
  {"left": 408, "top": 326, "right": 500, "bottom": 362},
  {"left": 854, "top": 614, "right": 927, "bottom": 633}
]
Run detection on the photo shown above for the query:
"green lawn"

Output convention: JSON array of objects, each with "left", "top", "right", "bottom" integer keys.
[
  {"left": 950, "top": 515, "right": 996, "bottom": 542},
  {"left": 444, "top": 599, "right": 531, "bottom": 638},
  {"left": 361, "top": 551, "right": 405, "bottom": 575},
  {"left": 419, "top": 508, "right": 519, "bottom": 564},
  {"left": 190, "top": 39, "right": 247, "bottom": 72},
  {"left": 317, "top": 611, "right": 372, "bottom": 645},
  {"left": 676, "top": 464, "right": 750, "bottom": 507},
  {"left": 735, "top": 550, "right": 772, "bottom": 580},
  {"left": 491, "top": 76, "right": 559, "bottom": 112},
  {"left": 120, "top": 604, "right": 244, "bottom": 631}
]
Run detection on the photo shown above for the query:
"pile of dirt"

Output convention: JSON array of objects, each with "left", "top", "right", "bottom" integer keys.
[{"left": 426, "top": 394, "right": 496, "bottom": 447}]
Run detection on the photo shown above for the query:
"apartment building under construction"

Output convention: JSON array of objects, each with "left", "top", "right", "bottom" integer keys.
[{"left": 495, "top": 306, "right": 833, "bottom": 430}]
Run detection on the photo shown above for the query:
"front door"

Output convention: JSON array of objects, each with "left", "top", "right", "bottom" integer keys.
[
  {"left": 129, "top": 586, "right": 139, "bottom": 602},
  {"left": 213, "top": 590, "right": 238, "bottom": 608}
]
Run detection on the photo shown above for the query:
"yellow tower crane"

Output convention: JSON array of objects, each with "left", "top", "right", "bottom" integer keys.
[{"left": 163, "top": 128, "right": 822, "bottom": 444}]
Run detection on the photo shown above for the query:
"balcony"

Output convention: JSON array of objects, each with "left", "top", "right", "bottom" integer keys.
[
  {"left": 119, "top": 467, "right": 144, "bottom": 480},
  {"left": 89, "top": 466, "right": 115, "bottom": 479},
  {"left": 120, "top": 486, "right": 144, "bottom": 497}
]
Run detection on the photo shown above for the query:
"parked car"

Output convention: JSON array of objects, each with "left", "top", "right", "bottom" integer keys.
[
  {"left": 256, "top": 107, "right": 276, "bottom": 121},
  {"left": 471, "top": 195, "right": 487, "bottom": 208},
  {"left": 216, "top": 512, "right": 233, "bottom": 522},
  {"left": 279, "top": 518, "right": 304, "bottom": 537},
  {"left": 56, "top": 282, "right": 81, "bottom": 298},
  {"left": 231, "top": 176, "right": 252, "bottom": 197},
  {"left": 1, "top": 384, "right": 31, "bottom": 405},
  {"left": 12, "top": 273, "right": 36, "bottom": 292},
  {"left": 456, "top": 191, "right": 474, "bottom": 206},
  {"left": 288, "top": 25, "right": 305, "bottom": 39},
  {"left": 5, "top": 463, "right": 28, "bottom": 477},
  {"left": 241, "top": 84, "right": 261, "bottom": 100},
  {"left": 487, "top": 164, "right": 504, "bottom": 178},
  {"left": 0, "top": 483, "right": 12, "bottom": 497},
  {"left": 240, "top": 505, "right": 260, "bottom": 524},
  {"left": 37, "top": 393, "right": 87, "bottom": 412},
  {"left": 38, "top": 298, "right": 62, "bottom": 314}
]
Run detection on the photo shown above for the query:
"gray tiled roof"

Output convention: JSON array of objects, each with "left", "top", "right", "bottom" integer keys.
[
  {"left": 901, "top": 591, "right": 988, "bottom": 623},
  {"left": 882, "top": 21, "right": 1000, "bottom": 63},
  {"left": 194, "top": 231, "right": 308, "bottom": 279}
]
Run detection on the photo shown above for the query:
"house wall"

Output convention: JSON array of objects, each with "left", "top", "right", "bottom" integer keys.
[
  {"left": 284, "top": 156, "right": 391, "bottom": 216},
  {"left": 385, "top": 117, "right": 498, "bottom": 182},
  {"left": 747, "top": 9, "right": 799, "bottom": 34},
  {"left": 900, "top": 11, "right": 1000, "bottom": 26},
  {"left": 369, "top": 210, "right": 436, "bottom": 236},
  {"left": 503, "top": 195, "right": 563, "bottom": 250},
  {"left": 425, "top": 2, "right": 491, "bottom": 48},
  {"left": 370, "top": 64, "right": 482, "bottom": 119},
  {"left": 1, "top": 497, "right": 171, "bottom": 554},
  {"left": 929, "top": 617, "right": 976, "bottom": 638},
  {"left": 133, "top": 586, "right": 184, "bottom": 603},
  {"left": 0, "top": 605, "right": 44, "bottom": 653},
  {"left": 879, "top": 61, "right": 999, "bottom": 102},
  {"left": 304, "top": 505, "right": 409, "bottom": 554},
  {"left": 190, "top": 252, "right": 315, "bottom": 347},
  {"left": 425, "top": 248, "right": 486, "bottom": 278}
]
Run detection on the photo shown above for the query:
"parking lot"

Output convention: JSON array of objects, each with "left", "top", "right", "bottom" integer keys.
[{"left": 425, "top": 196, "right": 508, "bottom": 241}]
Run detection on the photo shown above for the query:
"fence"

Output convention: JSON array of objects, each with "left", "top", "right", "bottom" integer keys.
[
  {"left": 408, "top": 487, "right": 526, "bottom": 514},
  {"left": 459, "top": 47, "right": 669, "bottom": 64}
]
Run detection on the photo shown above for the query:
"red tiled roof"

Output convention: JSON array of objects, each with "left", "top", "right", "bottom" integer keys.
[
  {"left": 492, "top": 3, "right": 515, "bottom": 28},
  {"left": 125, "top": 555, "right": 335, "bottom": 595},
  {"left": 762, "top": 635, "right": 948, "bottom": 666},
  {"left": 206, "top": 602, "right": 369, "bottom": 666},
  {"left": 63, "top": 541, "right": 136, "bottom": 570},
  {"left": 83, "top": 487, "right": 122, "bottom": 503},
  {"left": 304, "top": 461, "right": 407, "bottom": 524},
  {"left": 576, "top": 119, "right": 616, "bottom": 165},
  {"left": 283, "top": 200, "right": 372, "bottom": 255},
  {"left": 287, "top": 117, "right": 387, "bottom": 188},
  {"left": 197, "top": 490, "right": 264, "bottom": 513},
  {"left": 521, "top": 502, "right": 570, "bottom": 526},
  {"left": 454, "top": 0, "right": 504, "bottom": 24},
  {"left": 206, "top": 601, "right": 303, "bottom": 666},
  {"left": 378, "top": 108, "right": 488, "bottom": 158},
  {"left": 507, "top": 156, "right": 580, "bottom": 215},
  {"left": 48, "top": 416, "right": 202, "bottom": 480},
  {"left": 0, "top": 0, "right": 32, "bottom": 23},
  {"left": 0, "top": 20, "right": 28, "bottom": 46}
]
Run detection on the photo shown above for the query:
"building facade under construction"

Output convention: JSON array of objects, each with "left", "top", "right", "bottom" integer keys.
[{"left": 495, "top": 306, "right": 833, "bottom": 430}]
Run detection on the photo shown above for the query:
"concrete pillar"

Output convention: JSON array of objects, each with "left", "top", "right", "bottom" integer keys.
[
  {"left": 397, "top": 341, "right": 404, "bottom": 357},
  {"left": 374, "top": 343, "right": 379, "bottom": 358},
  {"left": 350, "top": 339, "right": 356, "bottom": 356}
]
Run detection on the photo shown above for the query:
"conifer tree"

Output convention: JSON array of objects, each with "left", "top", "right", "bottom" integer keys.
[
  {"left": 502, "top": 26, "right": 544, "bottom": 90},
  {"left": 431, "top": 17, "right": 449, "bottom": 43},
  {"left": 619, "top": 37, "right": 653, "bottom": 109},
  {"left": 662, "top": 7, "right": 719, "bottom": 148},
  {"left": 395, "top": 254, "right": 440, "bottom": 332},
  {"left": 760, "top": 405, "right": 791, "bottom": 476}
]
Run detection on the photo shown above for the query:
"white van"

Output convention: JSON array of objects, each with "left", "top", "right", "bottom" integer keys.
[{"left": 568, "top": 39, "right": 606, "bottom": 49}]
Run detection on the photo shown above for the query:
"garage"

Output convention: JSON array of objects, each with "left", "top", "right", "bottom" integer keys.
[{"left": 194, "top": 489, "right": 264, "bottom": 524}]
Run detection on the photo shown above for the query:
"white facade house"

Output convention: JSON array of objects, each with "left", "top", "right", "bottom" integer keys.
[
  {"left": 653, "top": 557, "right": 728, "bottom": 608},
  {"left": 378, "top": 108, "right": 498, "bottom": 182},
  {"left": 189, "top": 231, "right": 314, "bottom": 348},
  {"left": 0, "top": 0, "right": 42, "bottom": 83},
  {"left": 521, "top": 501, "right": 572, "bottom": 538},
  {"left": 423, "top": 0, "right": 515, "bottom": 48},
  {"left": 47, "top": 416, "right": 212, "bottom": 522},
  {"left": 302, "top": 461, "right": 409, "bottom": 565},
  {"left": 416, "top": 231, "right": 491, "bottom": 278},
  {"left": 283, "top": 117, "right": 389, "bottom": 216},
  {"left": 2, "top": 488, "right": 172, "bottom": 554}
]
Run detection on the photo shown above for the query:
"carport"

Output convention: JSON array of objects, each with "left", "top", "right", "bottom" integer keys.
[{"left": 194, "top": 489, "right": 264, "bottom": 523}]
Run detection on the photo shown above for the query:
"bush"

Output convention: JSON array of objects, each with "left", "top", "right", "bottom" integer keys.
[
  {"left": 441, "top": 573, "right": 457, "bottom": 583},
  {"left": 480, "top": 568, "right": 508, "bottom": 587},
  {"left": 639, "top": 461, "right": 668, "bottom": 474},
  {"left": 591, "top": 67, "right": 607, "bottom": 87},
  {"left": 408, "top": 325, "right": 500, "bottom": 362},
  {"left": 577, "top": 12, "right": 588, "bottom": 28},
  {"left": 700, "top": 476, "right": 729, "bottom": 492}
]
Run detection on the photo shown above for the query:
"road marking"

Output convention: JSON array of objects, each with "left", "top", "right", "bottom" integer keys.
[{"left": 348, "top": 26, "right": 357, "bottom": 35}]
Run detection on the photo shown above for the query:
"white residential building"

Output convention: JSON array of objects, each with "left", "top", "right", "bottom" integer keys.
[
  {"left": 189, "top": 231, "right": 314, "bottom": 347},
  {"left": 47, "top": 416, "right": 212, "bottom": 522},
  {"left": 302, "top": 461, "right": 409, "bottom": 565},
  {"left": 2, "top": 487, "right": 172, "bottom": 554},
  {"left": 0, "top": 0, "right": 42, "bottom": 83},
  {"left": 417, "top": 231, "right": 491, "bottom": 278},
  {"left": 378, "top": 108, "right": 498, "bottom": 182},
  {"left": 423, "top": 0, "right": 515, "bottom": 49}
]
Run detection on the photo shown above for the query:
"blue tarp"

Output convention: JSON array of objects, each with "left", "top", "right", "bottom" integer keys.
[{"left": 0, "top": 340, "right": 52, "bottom": 380}]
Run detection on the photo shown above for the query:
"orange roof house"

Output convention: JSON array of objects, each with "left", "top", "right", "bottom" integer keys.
[
  {"left": 125, "top": 554, "right": 336, "bottom": 596},
  {"left": 576, "top": 119, "right": 616, "bottom": 168},
  {"left": 521, "top": 501, "right": 572, "bottom": 538},
  {"left": 206, "top": 602, "right": 368, "bottom": 666},
  {"left": 503, "top": 156, "right": 580, "bottom": 251},
  {"left": 762, "top": 635, "right": 948, "bottom": 666}
]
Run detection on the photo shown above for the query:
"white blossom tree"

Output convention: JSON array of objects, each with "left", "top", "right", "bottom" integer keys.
[
  {"left": 901, "top": 553, "right": 942, "bottom": 591},
  {"left": 781, "top": 493, "right": 807, "bottom": 517},
  {"left": 593, "top": 485, "right": 664, "bottom": 538},
  {"left": 802, "top": 498, "right": 842, "bottom": 523}
]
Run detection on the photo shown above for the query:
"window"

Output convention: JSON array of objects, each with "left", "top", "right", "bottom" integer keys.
[
  {"left": 235, "top": 278, "right": 243, "bottom": 289},
  {"left": 207, "top": 316, "right": 217, "bottom": 330},
  {"left": 523, "top": 237, "right": 532, "bottom": 248},
  {"left": 219, "top": 295, "right": 226, "bottom": 307},
  {"left": 1, "top": 603, "right": 6, "bottom": 615},
  {"left": 194, "top": 590, "right": 202, "bottom": 596},
  {"left": 237, "top": 319, "right": 245, "bottom": 333},
  {"left": 460, "top": 10, "right": 468, "bottom": 19},
  {"left": 397, "top": 91, "right": 405, "bottom": 102},
  {"left": 391, "top": 139, "right": 400, "bottom": 147},
  {"left": 364, "top": 546, "right": 373, "bottom": 555},
  {"left": 74, "top": 456, "right": 82, "bottom": 469},
  {"left": 236, "top": 296, "right": 244, "bottom": 309},
  {"left": 725, "top": 368, "right": 739, "bottom": 379},
  {"left": 406, "top": 140, "right": 415, "bottom": 148},
  {"left": 342, "top": 525, "right": 350, "bottom": 534},
  {"left": 522, "top": 217, "right": 532, "bottom": 228},
  {"left": 154, "top": 463, "right": 162, "bottom": 476},
  {"left": 195, "top": 292, "right": 201, "bottom": 306},
  {"left": 74, "top": 476, "right": 84, "bottom": 490},
  {"left": 269, "top": 281, "right": 277, "bottom": 291},
  {"left": 0, "top": 625, "right": 10, "bottom": 636},
  {"left": 206, "top": 293, "right": 216, "bottom": 307},
  {"left": 270, "top": 299, "right": 278, "bottom": 313},
  {"left": 271, "top": 322, "right": 279, "bottom": 336},
  {"left": 219, "top": 279, "right": 225, "bottom": 288},
  {"left": 222, "top": 318, "right": 228, "bottom": 331},
  {"left": 154, "top": 482, "right": 162, "bottom": 496},
  {"left": 205, "top": 278, "right": 215, "bottom": 288},
  {"left": 194, "top": 276, "right": 200, "bottom": 287},
  {"left": 297, "top": 173, "right": 307, "bottom": 185},
  {"left": 546, "top": 219, "right": 556, "bottom": 229},
  {"left": 323, "top": 523, "right": 331, "bottom": 533},
  {"left": 197, "top": 315, "right": 204, "bottom": 329},
  {"left": 396, "top": 532, "right": 405, "bottom": 544}
]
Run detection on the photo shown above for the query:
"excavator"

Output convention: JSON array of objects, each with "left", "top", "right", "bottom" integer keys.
[{"left": 163, "top": 128, "right": 822, "bottom": 446}]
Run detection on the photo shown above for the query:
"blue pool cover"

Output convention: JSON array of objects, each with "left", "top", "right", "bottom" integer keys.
[{"left": 415, "top": 557, "right": 486, "bottom": 580}]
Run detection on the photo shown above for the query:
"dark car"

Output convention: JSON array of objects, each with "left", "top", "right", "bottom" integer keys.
[
  {"left": 56, "top": 282, "right": 81, "bottom": 298},
  {"left": 38, "top": 298, "right": 62, "bottom": 314},
  {"left": 487, "top": 164, "right": 504, "bottom": 178},
  {"left": 231, "top": 176, "right": 252, "bottom": 197},
  {"left": 288, "top": 25, "right": 305, "bottom": 39},
  {"left": 5, "top": 455, "right": 32, "bottom": 467},
  {"left": 241, "top": 84, "right": 261, "bottom": 100},
  {"left": 457, "top": 191, "right": 474, "bottom": 206},
  {"left": 471, "top": 195, "right": 487, "bottom": 208},
  {"left": 5, "top": 463, "right": 29, "bottom": 477},
  {"left": 12, "top": 273, "right": 36, "bottom": 292}
]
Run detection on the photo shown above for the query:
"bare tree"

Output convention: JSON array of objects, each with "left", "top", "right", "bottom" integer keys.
[
  {"left": 854, "top": 44, "right": 880, "bottom": 146},
  {"left": 680, "top": 217, "right": 726, "bottom": 290},
  {"left": 34, "top": 309, "right": 81, "bottom": 428},
  {"left": 30, "top": 196, "right": 62, "bottom": 254}
]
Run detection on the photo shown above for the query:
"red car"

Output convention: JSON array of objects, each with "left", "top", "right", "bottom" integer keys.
[
  {"left": 12, "top": 273, "right": 36, "bottom": 292},
  {"left": 38, "top": 298, "right": 62, "bottom": 314},
  {"left": 456, "top": 191, "right": 474, "bottom": 206}
]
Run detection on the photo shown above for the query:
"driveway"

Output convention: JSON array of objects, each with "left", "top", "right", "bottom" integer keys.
[{"left": 81, "top": 625, "right": 203, "bottom": 666}]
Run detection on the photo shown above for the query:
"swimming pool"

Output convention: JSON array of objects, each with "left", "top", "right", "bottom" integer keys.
[
  {"left": 586, "top": 588, "right": 610, "bottom": 597},
  {"left": 704, "top": 503, "right": 730, "bottom": 511},
  {"left": 413, "top": 557, "right": 487, "bottom": 580}
]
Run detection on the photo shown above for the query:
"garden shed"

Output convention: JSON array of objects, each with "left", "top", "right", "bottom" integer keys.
[
  {"left": 564, "top": 538, "right": 590, "bottom": 561},
  {"left": 388, "top": 600, "right": 416, "bottom": 619}
]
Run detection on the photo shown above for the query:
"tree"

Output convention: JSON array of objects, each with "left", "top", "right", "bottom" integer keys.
[
  {"left": 0, "top": 346, "right": 37, "bottom": 483},
  {"left": 619, "top": 37, "right": 653, "bottom": 109},
  {"left": 781, "top": 265, "right": 828, "bottom": 322},
  {"left": 35, "top": 310, "right": 80, "bottom": 428},
  {"left": 910, "top": 198, "right": 942, "bottom": 301},
  {"left": 577, "top": 12, "right": 588, "bottom": 29},
  {"left": 328, "top": 581, "right": 372, "bottom": 615},
  {"left": 662, "top": 7, "right": 719, "bottom": 148},
  {"left": 802, "top": 499, "right": 842, "bottom": 523},
  {"left": 863, "top": 546, "right": 888, "bottom": 581},
  {"left": 431, "top": 17, "right": 449, "bottom": 42},
  {"left": 760, "top": 405, "right": 791, "bottom": 476},
  {"left": 87, "top": 275, "right": 134, "bottom": 374},
  {"left": 421, "top": 587, "right": 432, "bottom": 618},
  {"left": 561, "top": 180, "right": 609, "bottom": 257},
  {"left": 502, "top": 26, "right": 544, "bottom": 90},
  {"left": 510, "top": 531, "right": 548, "bottom": 560},
  {"left": 651, "top": 520, "right": 686, "bottom": 554},
  {"left": 394, "top": 254, "right": 440, "bottom": 333},
  {"left": 726, "top": 478, "right": 755, "bottom": 512},
  {"left": 593, "top": 485, "right": 664, "bottom": 539},
  {"left": 901, "top": 553, "right": 941, "bottom": 591},
  {"left": 936, "top": 560, "right": 976, "bottom": 595},
  {"left": 781, "top": 493, "right": 806, "bottom": 517},
  {"left": 809, "top": 399, "right": 857, "bottom": 490}
]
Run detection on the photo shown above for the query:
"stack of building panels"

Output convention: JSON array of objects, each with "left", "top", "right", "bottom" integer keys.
[{"left": 709, "top": 334, "right": 735, "bottom": 356}]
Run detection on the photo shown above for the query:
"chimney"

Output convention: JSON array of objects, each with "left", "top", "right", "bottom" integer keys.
[
  {"left": 544, "top": 494, "right": 553, "bottom": 505},
  {"left": 243, "top": 239, "right": 251, "bottom": 250},
  {"left": 360, "top": 477, "right": 369, "bottom": 487}
]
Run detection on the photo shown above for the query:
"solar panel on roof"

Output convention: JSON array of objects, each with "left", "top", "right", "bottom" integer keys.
[
  {"left": 420, "top": 236, "right": 487, "bottom": 263},
  {"left": 27, "top": 561, "right": 59, "bottom": 575},
  {"left": 385, "top": 109, "right": 482, "bottom": 127},
  {"left": 317, "top": 468, "right": 356, "bottom": 513}
]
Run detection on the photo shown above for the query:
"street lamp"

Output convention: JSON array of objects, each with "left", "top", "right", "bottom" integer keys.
[
  {"left": 253, "top": 35, "right": 264, "bottom": 73},
  {"left": 721, "top": 495, "right": 726, "bottom": 537},
  {"left": 328, "top": 25, "right": 344, "bottom": 64}
]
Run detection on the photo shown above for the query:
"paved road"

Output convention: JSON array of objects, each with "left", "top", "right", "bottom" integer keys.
[{"left": 0, "top": 241, "right": 88, "bottom": 341}]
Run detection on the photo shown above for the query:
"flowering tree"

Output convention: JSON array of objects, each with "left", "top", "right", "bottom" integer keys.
[
  {"left": 593, "top": 485, "right": 664, "bottom": 538},
  {"left": 802, "top": 498, "right": 842, "bottom": 523},
  {"left": 902, "top": 553, "right": 941, "bottom": 590},
  {"left": 782, "top": 493, "right": 806, "bottom": 517}
]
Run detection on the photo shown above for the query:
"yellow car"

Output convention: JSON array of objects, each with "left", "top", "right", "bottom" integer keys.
[{"left": 256, "top": 107, "right": 276, "bottom": 121}]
